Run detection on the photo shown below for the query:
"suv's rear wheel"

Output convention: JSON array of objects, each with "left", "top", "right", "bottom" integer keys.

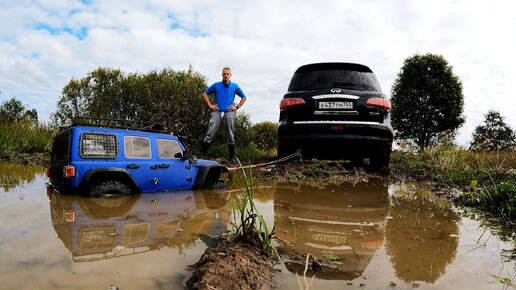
[
  {"left": 369, "top": 148, "right": 391, "bottom": 170},
  {"left": 277, "top": 142, "right": 295, "bottom": 158},
  {"left": 89, "top": 180, "right": 132, "bottom": 197}
]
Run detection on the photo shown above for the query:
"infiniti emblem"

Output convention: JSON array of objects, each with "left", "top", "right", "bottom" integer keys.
[{"left": 330, "top": 88, "right": 341, "bottom": 93}]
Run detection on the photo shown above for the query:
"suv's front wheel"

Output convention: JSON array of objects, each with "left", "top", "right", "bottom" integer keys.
[{"left": 89, "top": 180, "right": 132, "bottom": 197}]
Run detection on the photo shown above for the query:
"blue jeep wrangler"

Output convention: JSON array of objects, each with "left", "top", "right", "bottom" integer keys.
[{"left": 48, "top": 117, "right": 228, "bottom": 196}]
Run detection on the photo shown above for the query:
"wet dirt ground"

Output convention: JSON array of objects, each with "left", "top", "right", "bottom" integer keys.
[{"left": 0, "top": 162, "right": 514, "bottom": 289}]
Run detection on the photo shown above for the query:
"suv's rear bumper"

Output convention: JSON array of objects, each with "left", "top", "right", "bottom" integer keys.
[{"left": 278, "top": 121, "right": 393, "bottom": 158}]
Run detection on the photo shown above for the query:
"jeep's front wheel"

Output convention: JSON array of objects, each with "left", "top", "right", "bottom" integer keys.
[{"left": 89, "top": 180, "right": 132, "bottom": 197}]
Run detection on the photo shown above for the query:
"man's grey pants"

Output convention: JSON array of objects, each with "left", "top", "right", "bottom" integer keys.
[{"left": 203, "top": 111, "right": 235, "bottom": 145}]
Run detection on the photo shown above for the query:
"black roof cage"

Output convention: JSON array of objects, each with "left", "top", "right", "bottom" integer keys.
[{"left": 71, "top": 116, "right": 167, "bottom": 133}]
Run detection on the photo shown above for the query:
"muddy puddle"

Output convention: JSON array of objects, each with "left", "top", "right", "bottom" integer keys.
[{"left": 0, "top": 162, "right": 514, "bottom": 289}]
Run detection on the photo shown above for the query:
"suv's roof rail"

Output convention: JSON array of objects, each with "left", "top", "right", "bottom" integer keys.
[{"left": 71, "top": 116, "right": 168, "bottom": 133}]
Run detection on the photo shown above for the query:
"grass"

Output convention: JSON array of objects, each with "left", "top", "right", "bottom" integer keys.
[
  {"left": 0, "top": 120, "right": 55, "bottom": 164},
  {"left": 391, "top": 144, "right": 516, "bottom": 223},
  {"left": 230, "top": 158, "right": 279, "bottom": 259}
]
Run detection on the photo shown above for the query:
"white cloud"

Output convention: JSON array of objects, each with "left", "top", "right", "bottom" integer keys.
[{"left": 0, "top": 0, "right": 515, "bottom": 146}]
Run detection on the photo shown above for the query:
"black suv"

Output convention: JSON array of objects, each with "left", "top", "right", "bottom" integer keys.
[{"left": 278, "top": 62, "right": 393, "bottom": 167}]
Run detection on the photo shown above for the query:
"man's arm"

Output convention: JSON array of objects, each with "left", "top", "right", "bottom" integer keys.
[
  {"left": 202, "top": 93, "right": 218, "bottom": 110},
  {"left": 230, "top": 98, "right": 246, "bottom": 111}
]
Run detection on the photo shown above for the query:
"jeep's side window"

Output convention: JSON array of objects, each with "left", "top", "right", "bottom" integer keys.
[
  {"left": 80, "top": 133, "right": 118, "bottom": 159},
  {"left": 157, "top": 139, "right": 183, "bottom": 159},
  {"left": 124, "top": 136, "right": 151, "bottom": 158}
]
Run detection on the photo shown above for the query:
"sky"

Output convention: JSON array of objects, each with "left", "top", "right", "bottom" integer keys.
[{"left": 1, "top": 0, "right": 515, "bottom": 146}]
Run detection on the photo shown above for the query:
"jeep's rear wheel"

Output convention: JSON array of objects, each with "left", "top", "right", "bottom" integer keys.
[
  {"left": 89, "top": 180, "right": 132, "bottom": 197},
  {"left": 277, "top": 142, "right": 295, "bottom": 158}
]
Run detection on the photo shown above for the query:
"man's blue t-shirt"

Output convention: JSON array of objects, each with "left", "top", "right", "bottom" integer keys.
[{"left": 204, "top": 81, "right": 246, "bottom": 112}]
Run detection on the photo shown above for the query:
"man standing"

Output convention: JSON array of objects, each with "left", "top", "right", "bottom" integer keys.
[{"left": 201, "top": 67, "right": 246, "bottom": 160}]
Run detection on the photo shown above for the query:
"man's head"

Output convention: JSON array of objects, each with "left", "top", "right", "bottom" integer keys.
[{"left": 221, "top": 67, "right": 232, "bottom": 84}]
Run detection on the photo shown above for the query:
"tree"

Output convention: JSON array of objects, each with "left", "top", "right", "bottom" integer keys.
[
  {"left": 0, "top": 97, "right": 38, "bottom": 124},
  {"left": 391, "top": 54, "right": 465, "bottom": 151},
  {"left": 249, "top": 121, "right": 278, "bottom": 152},
  {"left": 51, "top": 66, "right": 211, "bottom": 151},
  {"left": 470, "top": 110, "right": 515, "bottom": 151}
]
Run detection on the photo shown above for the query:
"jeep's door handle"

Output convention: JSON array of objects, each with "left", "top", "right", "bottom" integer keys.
[
  {"left": 126, "top": 164, "right": 140, "bottom": 169},
  {"left": 158, "top": 164, "right": 170, "bottom": 168},
  {"left": 150, "top": 165, "right": 158, "bottom": 170}
]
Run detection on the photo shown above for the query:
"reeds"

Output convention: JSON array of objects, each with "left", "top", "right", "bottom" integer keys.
[
  {"left": 231, "top": 157, "right": 279, "bottom": 259},
  {"left": 0, "top": 120, "right": 55, "bottom": 163}
]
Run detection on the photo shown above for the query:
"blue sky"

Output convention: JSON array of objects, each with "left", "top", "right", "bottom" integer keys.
[{"left": 1, "top": 0, "right": 515, "bottom": 146}]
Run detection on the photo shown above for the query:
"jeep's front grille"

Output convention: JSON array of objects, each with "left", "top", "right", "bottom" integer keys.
[{"left": 79, "top": 133, "right": 118, "bottom": 159}]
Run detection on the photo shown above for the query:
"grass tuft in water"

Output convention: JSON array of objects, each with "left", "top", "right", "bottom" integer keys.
[{"left": 230, "top": 157, "right": 279, "bottom": 259}]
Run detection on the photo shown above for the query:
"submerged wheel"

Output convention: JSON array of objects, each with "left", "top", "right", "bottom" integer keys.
[{"left": 88, "top": 180, "right": 132, "bottom": 197}]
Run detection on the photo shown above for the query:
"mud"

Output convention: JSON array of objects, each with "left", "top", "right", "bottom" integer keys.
[{"left": 187, "top": 232, "right": 273, "bottom": 290}]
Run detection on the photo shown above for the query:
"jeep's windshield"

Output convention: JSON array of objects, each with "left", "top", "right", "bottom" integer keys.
[{"left": 288, "top": 70, "right": 381, "bottom": 92}]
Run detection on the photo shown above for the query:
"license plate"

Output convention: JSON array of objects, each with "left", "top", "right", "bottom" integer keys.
[{"left": 319, "top": 101, "right": 353, "bottom": 109}]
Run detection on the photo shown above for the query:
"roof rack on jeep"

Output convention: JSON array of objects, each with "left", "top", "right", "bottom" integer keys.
[{"left": 71, "top": 116, "right": 168, "bottom": 133}]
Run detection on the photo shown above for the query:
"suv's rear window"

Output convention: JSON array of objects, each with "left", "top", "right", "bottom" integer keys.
[
  {"left": 124, "top": 136, "right": 151, "bottom": 158},
  {"left": 51, "top": 131, "right": 71, "bottom": 162},
  {"left": 288, "top": 70, "right": 381, "bottom": 92},
  {"left": 80, "top": 133, "right": 118, "bottom": 159},
  {"left": 157, "top": 139, "right": 183, "bottom": 158}
]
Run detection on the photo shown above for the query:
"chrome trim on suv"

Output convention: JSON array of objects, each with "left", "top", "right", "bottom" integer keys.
[
  {"left": 293, "top": 120, "right": 381, "bottom": 125},
  {"left": 312, "top": 94, "right": 359, "bottom": 100},
  {"left": 314, "top": 111, "right": 359, "bottom": 116}
]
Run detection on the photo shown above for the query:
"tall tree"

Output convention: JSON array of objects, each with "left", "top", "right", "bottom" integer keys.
[
  {"left": 0, "top": 97, "right": 38, "bottom": 124},
  {"left": 470, "top": 110, "right": 515, "bottom": 150},
  {"left": 391, "top": 54, "right": 465, "bottom": 151},
  {"left": 51, "top": 66, "right": 212, "bottom": 151}
]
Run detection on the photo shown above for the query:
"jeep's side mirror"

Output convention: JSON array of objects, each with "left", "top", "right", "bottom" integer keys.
[
  {"left": 181, "top": 150, "right": 191, "bottom": 161},
  {"left": 175, "top": 152, "right": 183, "bottom": 159}
]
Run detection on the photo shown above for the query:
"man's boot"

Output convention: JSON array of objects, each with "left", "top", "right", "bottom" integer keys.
[
  {"left": 201, "top": 142, "right": 210, "bottom": 157},
  {"left": 228, "top": 144, "right": 235, "bottom": 161}
]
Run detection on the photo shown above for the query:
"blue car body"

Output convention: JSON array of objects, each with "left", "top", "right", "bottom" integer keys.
[{"left": 48, "top": 124, "right": 227, "bottom": 195}]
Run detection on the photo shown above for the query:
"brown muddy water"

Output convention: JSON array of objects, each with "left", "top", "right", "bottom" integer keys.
[{"left": 0, "top": 162, "right": 514, "bottom": 290}]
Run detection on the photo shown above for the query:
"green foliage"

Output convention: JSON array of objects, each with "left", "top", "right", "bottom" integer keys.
[
  {"left": 248, "top": 121, "right": 278, "bottom": 154},
  {"left": 391, "top": 145, "right": 516, "bottom": 187},
  {"left": 0, "top": 97, "right": 38, "bottom": 124},
  {"left": 470, "top": 110, "right": 516, "bottom": 151},
  {"left": 51, "top": 66, "right": 211, "bottom": 152},
  {"left": 462, "top": 179, "right": 516, "bottom": 221},
  {"left": 0, "top": 97, "right": 54, "bottom": 163},
  {"left": 231, "top": 159, "right": 279, "bottom": 259},
  {"left": 391, "top": 53, "right": 465, "bottom": 151}
]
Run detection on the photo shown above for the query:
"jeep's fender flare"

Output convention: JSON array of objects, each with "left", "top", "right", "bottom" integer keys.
[
  {"left": 193, "top": 164, "right": 228, "bottom": 189},
  {"left": 80, "top": 168, "right": 141, "bottom": 193}
]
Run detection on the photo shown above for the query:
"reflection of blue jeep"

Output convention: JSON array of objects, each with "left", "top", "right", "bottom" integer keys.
[{"left": 48, "top": 118, "right": 228, "bottom": 196}]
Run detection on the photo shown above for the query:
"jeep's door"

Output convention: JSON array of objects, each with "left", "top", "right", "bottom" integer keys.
[{"left": 154, "top": 138, "right": 195, "bottom": 190}]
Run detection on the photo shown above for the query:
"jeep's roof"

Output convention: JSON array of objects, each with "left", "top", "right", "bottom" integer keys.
[
  {"left": 59, "top": 116, "right": 167, "bottom": 134},
  {"left": 294, "top": 62, "right": 373, "bottom": 73}
]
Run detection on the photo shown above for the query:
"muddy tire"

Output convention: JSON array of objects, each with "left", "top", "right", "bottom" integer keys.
[
  {"left": 88, "top": 180, "right": 132, "bottom": 197},
  {"left": 351, "top": 157, "right": 364, "bottom": 167},
  {"left": 277, "top": 143, "right": 295, "bottom": 158},
  {"left": 369, "top": 148, "right": 391, "bottom": 171}
]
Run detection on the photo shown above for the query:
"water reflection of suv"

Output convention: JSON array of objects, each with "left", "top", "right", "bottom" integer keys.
[
  {"left": 278, "top": 63, "right": 393, "bottom": 167},
  {"left": 48, "top": 118, "right": 227, "bottom": 196}
]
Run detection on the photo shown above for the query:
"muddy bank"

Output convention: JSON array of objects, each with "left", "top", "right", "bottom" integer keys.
[{"left": 187, "top": 233, "right": 272, "bottom": 290}]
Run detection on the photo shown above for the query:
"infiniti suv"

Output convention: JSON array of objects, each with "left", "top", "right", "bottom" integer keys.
[{"left": 278, "top": 62, "right": 393, "bottom": 167}]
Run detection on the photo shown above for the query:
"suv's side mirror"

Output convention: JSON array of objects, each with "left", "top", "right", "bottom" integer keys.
[{"left": 174, "top": 152, "right": 183, "bottom": 159}]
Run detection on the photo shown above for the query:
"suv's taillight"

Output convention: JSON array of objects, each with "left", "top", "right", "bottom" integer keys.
[
  {"left": 280, "top": 98, "right": 306, "bottom": 111},
  {"left": 366, "top": 98, "right": 391, "bottom": 112},
  {"left": 47, "top": 168, "right": 50, "bottom": 177},
  {"left": 63, "top": 165, "right": 75, "bottom": 178}
]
